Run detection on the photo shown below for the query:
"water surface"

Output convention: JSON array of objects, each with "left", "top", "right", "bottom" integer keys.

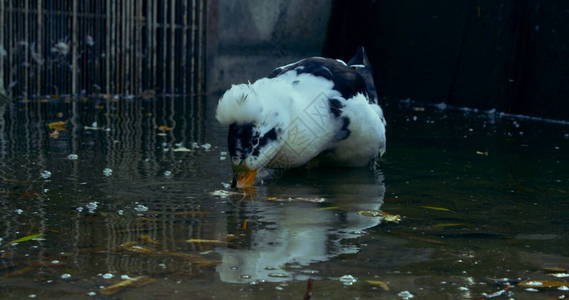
[{"left": 0, "top": 96, "right": 568, "bottom": 299}]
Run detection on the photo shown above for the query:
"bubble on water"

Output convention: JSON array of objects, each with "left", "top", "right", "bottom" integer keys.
[
  {"left": 40, "top": 170, "right": 52, "bottom": 179},
  {"left": 339, "top": 274, "right": 357, "bottom": 286},
  {"left": 28, "top": 294, "right": 37, "bottom": 298},
  {"left": 102, "top": 168, "right": 113, "bottom": 176},
  {"left": 524, "top": 288, "right": 539, "bottom": 292},
  {"left": 275, "top": 286, "right": 284, "bottom": 291},
  {"left": 163, "top": 170, "right": 172, "bottom": 177},
  {"left": 67, "top": 154, "right": 79, "bottom": 160},
  {"left": 201, "top": 143, "right": 212, "bottom": 151},
  {"left": 87, "top": 292, "right": 97, "bottom": 296},
  {"left": 397, "top": 291, "right": 415, "bottom": 299},
  {"left": 558, "top": 286, "right": 569, "bottom": 291},
  {"left": 268, "top": 273, "right": 288, "bottom": 278},
  {"left": 190, "top": 142, "right": 199, "bottom": 149},
  {"left": 134, "top": 204, "right": 148, "bottom": 212},
  {"left": 102, "top": 273, "right": 113, "bottom": 279},
  {"left": 61, "top": 273, "right": 71, "bottom": 279},
  {"left": 117, "top": 210, "right": 124, "bottom": 215},
  {"left": 14, "top": 209, "right": 23, "bottom": 215},
  {"left": 76, "top": 207, "right": 84, "bottom": 213},
  {"left": 158, "top": 263, "right": 167, "bottom": 269},
  {"left": 458, "top": 287, "right": 469, "bottom": 291},
  {"left": 51, "top": 260, "right": 60, "bottom": 264},
  {"left": 120, "top": 274, "right": 132, "bottom": 280}
]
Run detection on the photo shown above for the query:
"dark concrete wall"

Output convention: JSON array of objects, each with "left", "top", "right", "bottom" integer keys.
[
  {"left": 325, "top": 0, "right": 569, "bottom": 120},
  {"left": 207, "top": 0, "right": 332, "bottom": 92}
]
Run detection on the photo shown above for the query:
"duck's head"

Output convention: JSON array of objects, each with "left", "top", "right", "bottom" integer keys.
[{"left": 216, "top": 80, "right": 291, "bottom": 188}]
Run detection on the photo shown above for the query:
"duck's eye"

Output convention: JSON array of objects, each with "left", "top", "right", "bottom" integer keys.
[{"left": 252, "top": 136, "right": 260, "bottom": 147}]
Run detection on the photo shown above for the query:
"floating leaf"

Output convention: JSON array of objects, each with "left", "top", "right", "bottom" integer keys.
[
  {"left": 319, "top": 206, "right": 340, "bottom": 210},
  {"left": 138, "top": 235, "right": 159, "bottom": 246},
  {"left": 5, "top": 233, "right": 43, "bottom": 246},
  {"left": 366, "top": 280, "right": 390, "bottom": 291},
  {"left": 158, "top": 125, "right": 173, "bottom": 131},
  {"left": 518, "top": 280, "right": 569, "bottom": 288},
  {"left": 48, "top": 120, "right": 68, "bottom": 131},
  {"left": 420, "top": 206, "right": 454, "bottom": 212},
  {"left": 99, "top": 276, "right": 156, "bottom": 296},
  {"left": 187, "top": 239, "right": 227, "bottom": 245}
]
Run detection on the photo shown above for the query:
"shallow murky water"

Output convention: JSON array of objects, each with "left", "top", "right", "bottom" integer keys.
[{"left": 0, "top": 96, "right": 568, "bottom": 299}]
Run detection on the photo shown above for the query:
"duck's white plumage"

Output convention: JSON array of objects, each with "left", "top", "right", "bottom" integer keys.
[{"left": 216, "top": 49, "right": 386, "bottom": 174}]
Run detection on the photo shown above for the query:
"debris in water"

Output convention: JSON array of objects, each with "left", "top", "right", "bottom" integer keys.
[
  {"left": 158, "top": 125, "right": 173, "bottom": 131},
  {"left": 40, "top": 170, "right": 52, "bottom": 179},
  {"left": 358, "top": 210, "right": 401, "bottom": 223},
  {"left": 366, "top": 280, "right": 390, "bottom": 291},
  {"left": 67, "top": 154, "right": 79, "bottom": 160},
  {"left": 266, "top": 196, "right": 325, "bottom": 203},
  {"left": 339, "top": 274, "right": 357, "bottom": 286},
  {"left": 48, "top": 120, "right": 68, "bottom": 131},
  {"left": 518, "top": 280, "right": 569, "bottom": 288},
  {"left": 210, "top": 190, "right": 243, "bottom": 198},
  {"left": 420, "top": 206, "right": 454, "bottom": 212},
  {"left": 86, "top": 202, "right": 99, "bottom": 213},
  {"left": 134, "top": 204, "right": 148, "bottom": 212},
  {"left": 5, "top": 233, "right": 43, "bottom": 246},
  {"left": 138, "top": 235, "right": 159, "bottom": 245},
  {"left": 397, "top": 290, "right": 414, "bottom": 299},
  {"left": 103, "top": 168, "right": 113, "bottom": 176},
  {"left": 99, "top": 276, "right": 156, "bottom": 296},
  {"left": 186, "top": 239, "right": 227, "bottom": 245}
]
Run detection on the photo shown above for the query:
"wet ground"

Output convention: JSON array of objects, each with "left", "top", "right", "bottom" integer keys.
[{"left": 0, "top": 95, "right": 568, "bottom": 299}]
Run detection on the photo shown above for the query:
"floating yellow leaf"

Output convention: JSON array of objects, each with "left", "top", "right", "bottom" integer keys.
[
  {"left": 319, "top": 206, "right": 340, "bottom": 210},
  {"left": 518, "top": 280, "right": 569, "bottom": 288},
  {"left": 186, "top": 239, "right": 227, "bottom": 245},
  {"left": 421, "top": 206, "right": 454, "bottom": 212},
  {"left": 6, "top": 233, "right": 43, "bottom": 246},
  {"left": 158, "top": 125, "right": 173, "bottom": 131},
  {"left": 99, "top": 276, "right": 156, "bottom": 296},
  {"left": 138, "top": 234, "right": 159, "bottom": 246},
  {"left": 48, "top": 120, "right": 68, "bottom": 131},
  {"left": 366, "top": 280, "right": 390, "bottom": 291}
]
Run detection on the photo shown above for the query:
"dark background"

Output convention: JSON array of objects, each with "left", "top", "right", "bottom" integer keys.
[{"left": 208, "top": 0, "right": 569, "bottom": 120}]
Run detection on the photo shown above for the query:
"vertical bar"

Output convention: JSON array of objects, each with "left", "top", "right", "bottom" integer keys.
[
  {"left": 105, "top": 0, "right": 111, "bottom": 94},
  {"left": 181, "top": 0, "right": 188, "bottom": 94},
  {"left": 71, "top": 0, "right": 78, "bottom": 95},
  {"left": 0, "top": 0, "right": 5, "bottom": 97},
  {"left": 169, "top": 0, "right": 175, "bottom": 94},
  {"left": 23, "top": 0, "right": 29, "bottom": 97},
  {"left": 36, "top": 0, "right": 42, "bottom": 95},
  {"left": 190, "top": 0, "right": 196, "bottom": 94}
]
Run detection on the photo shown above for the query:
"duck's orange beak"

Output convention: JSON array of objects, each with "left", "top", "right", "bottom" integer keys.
[{"left": 231, "top": 165, "right": 257, "bottom": 189}]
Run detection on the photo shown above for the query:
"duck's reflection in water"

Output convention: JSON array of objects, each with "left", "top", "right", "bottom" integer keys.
[{"left": 217, "top": 168, "right": 386, "bottom": 283}]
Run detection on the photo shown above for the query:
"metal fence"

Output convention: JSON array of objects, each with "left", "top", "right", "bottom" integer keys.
[{"left": 0, "top": 0, "right": 206, "bottom": 98}]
